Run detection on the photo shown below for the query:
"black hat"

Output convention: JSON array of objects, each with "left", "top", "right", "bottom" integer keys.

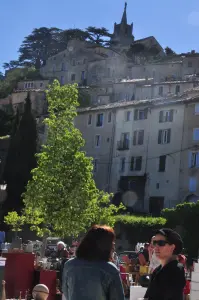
[{"left": 155, "top": 228, "right": 183, "bottom": 255}]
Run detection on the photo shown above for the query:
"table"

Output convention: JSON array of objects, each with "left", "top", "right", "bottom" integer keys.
[{"left": 130, "top": 286, "right": 147, "bottom": 300}]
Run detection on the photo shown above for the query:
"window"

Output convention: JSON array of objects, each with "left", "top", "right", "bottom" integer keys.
[
  {"left": 189, "top": 177, "right": 197, "bottom": 192},
  {"left": 96, "top": 113, "right": 104, "bottom": 127},
  {"left": 108, "top": 112, "right": 112, "bottom": 123},
  {"left": 193, "top": 128, "right": 199, "bottom": 141},
  {"left": 175, "top": 85, "right": 180, "bottom": 94},
  {"left": 60, "top": 76, "right": 64, "bottom": 85},
  {"left": 130, "top": 156, "right": 142, "bottom": 171},
  {"left": 189, "top": 152, "right": 199, "bottom": 168},
  {"left": 188, "top": 61, "right": 193, "bottom": 68},
  {"left": 71, "top": 74, "right": 76, "bottom": 81},
  {"left": 61, "top": 63, "right": 65, "bottom": 71},
  {"left": 81, "top": 71, "right": 85, "bottom": 81},
  {"left": 159, "top": 110, "right": 174, "bottom": 123},
  {"left": 158, "top": 129, "right": 171, "bottom": 144},
  {"left": 121, "top": 132, "right": 130, "bottom": 147},
  {"left": 24, "top": 83, "right": 27, "bottom": 89},
  {"left": 134, "top": 109, "right": 148, "bottom": 120},
  {"left": 195, "top": 104, "right": 199, "bottom": 114},
  {"left": 95, "top": 135, "right": 101, "bottom": 147},
  {"left": 107, "top": 68, "right": 111, "bottom": 77},
  {"left": 159, "top": 155, "right": 166, "bottom": 172},
  {"left": 125, "top": 111, "right": 131, "bottom": 122},
  {"left": 93, "top": 159, "right": 98, "bottom": 173},
  {"left": 83, "top": 58, "right": 87, "bottom": 64},
  {"left": 88, "top": 114, "right": 92, "bottom": 125},
  {"left": 40, "top": 82, "right": 43, "bottom": 88},
  {"left": 133, "top": 130, "right": 144, "bottom": 145},
  {"left": 120, "top": 158, "right": 126, "bottom": 172},
  {"left": 72, "top": 59, "right": 76, "bottom": 66},
  {"left": 159, "top": 86, "right": 163, "bottom": 96},
  {"left": 53, "top": 64, "right": 56, "bottom": 72}
]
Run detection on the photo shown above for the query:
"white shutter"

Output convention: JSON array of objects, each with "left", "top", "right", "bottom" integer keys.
[
  {"left": 193, "top": 128, "right": 199, "bottom": 141},
  {"left": 189, "top": 177, "right": 197, "bottom": 192},
  {"left": 188, "top": 152, "right": 193, "bottom": 168},
  {"left": 196, "top": 152, "right": 199, "bottom": 167}
]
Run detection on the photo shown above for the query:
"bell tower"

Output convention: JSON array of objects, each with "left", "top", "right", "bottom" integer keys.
[{"left": 111, "top": 2, "right": 134, "bottom": 48}]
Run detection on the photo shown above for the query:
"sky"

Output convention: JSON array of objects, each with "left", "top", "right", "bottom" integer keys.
[{"left": 1, "top": 0, "right": 199, "bottom": 72}]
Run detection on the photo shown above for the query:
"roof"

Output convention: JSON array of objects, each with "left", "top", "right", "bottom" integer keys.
[{"left": 78, "top": 95, "right": 199, "bottom": 113}]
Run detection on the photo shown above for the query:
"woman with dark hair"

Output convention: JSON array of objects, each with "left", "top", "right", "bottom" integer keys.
[
  {"left": 62, "top": 225, "right": 124, "bottom": 300},
  {"left": 144, "top": 228, "right": 186, "bottom": 300}
]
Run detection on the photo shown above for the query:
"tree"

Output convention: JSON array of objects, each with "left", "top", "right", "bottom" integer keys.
[
  {"left": 3, "top": 93, "right": 37, "bottom": 213},
  {"left": 18, "top": 27, "right": 63, "bottom": 69},
  {"left": 3, "top": 60, "right": 21, "bottom": 70},
  {"left": 59, "top": 29, "right": 90, "bottom": 47},
  {"left": 21, "top": 81, "right": 120, "bottom": 237},
  {"left": 4, "top": 211, "right": 25, "bottom": 233},
  {"left": 0, "top": 109, "right": 13, "bottom": 136},
  {"left": 86, "top": 27, "right": 112, "bottom": 46},
  {"left": 165, "top": 47, "right": 176, "bottom": 56}
]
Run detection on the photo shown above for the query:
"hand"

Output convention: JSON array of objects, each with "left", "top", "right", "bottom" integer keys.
[{"left": 2, "top": 281, "right": 5, "bottom": 286}]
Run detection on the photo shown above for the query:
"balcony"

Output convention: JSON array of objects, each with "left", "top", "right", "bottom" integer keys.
[{"left": 117, "top": 140, "right": 130, "bottom": 151}]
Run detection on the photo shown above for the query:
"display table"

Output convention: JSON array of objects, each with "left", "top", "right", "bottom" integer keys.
[
  {"left": 3, "top": 253, "right": 35, "bottom": 299},
  {"left": 130, "top": 286, "right": 147, "bottom": 300},
  {"left": 39, "top": 270, "right": 57, "bottom": 300}
]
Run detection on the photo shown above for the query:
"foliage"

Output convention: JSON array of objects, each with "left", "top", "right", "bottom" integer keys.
[
  {"left": 162, "top": 202, "right": 199, "bottom": 256},
  {"left": 18, "top": 27, "right": 63, "bottom": 69},
  {"left": 22, "top": 81, "right": 120, "bottom": 237},
  {"left": 78, "top": 89, "right": 91, "bottom": 107},
  {"left": 0, "top": 109, "right": 13, "bottom": 136},
  {"left": 86, "top": 27, "right": 112, "bottom": 46},
  {"left": 3, "top": 61, "right": 21, "bottom": 70},
  {"left": 0, "top": 67, "right": 43, "bottom": 99},
  {"left": 165, "top": 47, "right": 176, "bottom": 56},
  {"left": 3, "top": 93, "right": 37, "bottom": 213},
  {"left": 115, "top": 215, "right": 166, "bottom": 248},
  {"left": 115, "top": 215, "right": 166, "bottom": 227},
  {"left": 4, "top": 211, "right": 25, "bottom": 232}
]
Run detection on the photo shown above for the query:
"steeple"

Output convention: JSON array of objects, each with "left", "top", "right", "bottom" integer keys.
[
  {"left": 121, "top": 2, "right": 127, "bottom": 25},
  {"left": 111, "top": 2, "right": 134, "bottom": 49}
]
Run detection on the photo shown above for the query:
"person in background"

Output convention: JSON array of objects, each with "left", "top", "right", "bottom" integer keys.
[
  {"left": 178, "top": 254, "right": 190, "bottom": 300},
  {"left": 144, "top": 228, "right": 186, "bottom": 300},
  {"left": 148, "top": 236, "right": 160, "bottom": 274},
  {"left": 62, "top": 225, "right": 125, "bottom": 300},
  {"left": 57, "top": 242, "right": 69, "bottom": 259},
  {"left": 138, "top": 243, "right": 149, "bottom": 266},
  {"left": 32, "top": 284, "right": 49, "bottom": 300}
]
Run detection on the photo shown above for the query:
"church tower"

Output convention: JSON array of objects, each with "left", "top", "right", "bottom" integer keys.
[{"left": 111, "top": 2, "right": 134, "bottom": 48}]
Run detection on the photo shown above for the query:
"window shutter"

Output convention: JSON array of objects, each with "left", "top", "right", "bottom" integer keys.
[
  {"left": 138, "top": 130, "right": 144, "bottom": 145},
  {"left": 159, "top": 111, "right": 163, "bottom": 123},
  {"left": 144, "top": 108, "right": 148, "bottom": 119},
  {"left": 159, "top": 155, "right": 166, "bottom": 172},
  {"left": 130, "top": 157, "right": 134, "bottom": 171},
  {"left": 134, "top": 109, "right": 138, "bottom": 120},
  {"left": 167, "top": 129, "right": 171, "bottom": 143},
  {"left": 133, "top": 131, "right": 137, "bottom": 145},
  {"left": 196, "top": 152, "right": 199, "bottom": 167},
  {"left": 158, "top": 130, "right": 162, "bottom": 144},
  {"left": 135, "top": 156, "right": 142, "bottom": 171},
  {"left": 188, "top": 152, "right": 193, "bottom": 168},
  {"left": 170, "top": 110, "right": 174, "bottom": 122}
]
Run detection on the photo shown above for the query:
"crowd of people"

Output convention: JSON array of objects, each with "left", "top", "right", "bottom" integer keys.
[{"left": 61, "top": 225, "right": 189, "bottom": 300}]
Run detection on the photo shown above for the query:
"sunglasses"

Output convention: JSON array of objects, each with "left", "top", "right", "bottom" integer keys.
[{"left": 152, "top": 240, "right": 169, "bottom": 247}]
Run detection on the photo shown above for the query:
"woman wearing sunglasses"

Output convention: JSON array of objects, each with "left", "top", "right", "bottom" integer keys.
[{"left": 144, "top": 228, "right": 186, "bottom": 300}]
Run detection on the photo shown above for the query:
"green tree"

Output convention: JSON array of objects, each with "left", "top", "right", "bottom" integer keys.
[
  {"left": 3, "top": 93, "right": 37, "bottom": 213},
  {"left": 18, "top": 27, "right": 63, "bottom": 68},
  {"left": 3, "top": 60, "right": 21, "bottom": 70},
  {"left": 22, "top": 81, "right": 119, "bottom": 237},
  {"left": 86, "top": 27, "right": 112, "bottom": 46},
  {"left": 165, "top": 47, "right": 176, "bottom": 56},
  {"left": 4, "top": 211, "right": 25, "bottom": 233},
  {"left": 0, "top": 109, "right": 13, "bottom": 136}
]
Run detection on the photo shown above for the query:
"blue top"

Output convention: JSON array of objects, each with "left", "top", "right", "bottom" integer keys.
[{"left": 62, "top": 257, "right": 125, "bottom": 300}]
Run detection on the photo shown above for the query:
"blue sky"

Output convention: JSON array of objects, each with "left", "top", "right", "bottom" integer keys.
[{"left": 1, "top": 0, "right": 199, "bottom": 72}]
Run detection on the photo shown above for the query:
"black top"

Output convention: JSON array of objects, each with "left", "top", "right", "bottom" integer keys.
[{"left": 144, "top": 260, "right": 186, "bottom": 300}]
